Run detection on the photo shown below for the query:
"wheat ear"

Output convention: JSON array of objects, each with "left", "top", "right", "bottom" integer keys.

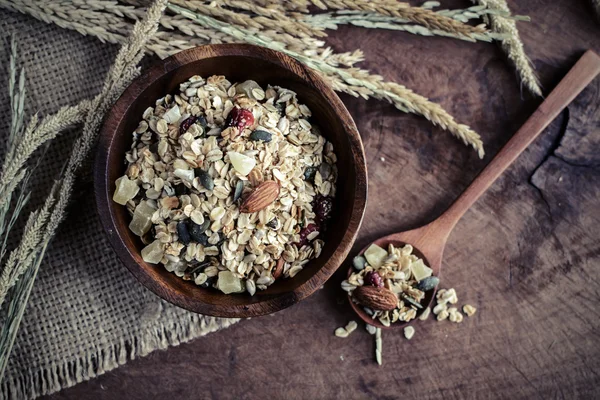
[{"left": 473, "top": 0, "right": 542, "bottom": 97}]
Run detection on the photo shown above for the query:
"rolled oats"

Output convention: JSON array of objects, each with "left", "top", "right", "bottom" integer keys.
[
  {"left": 116, "top": 76, "right": 337, "bottom": 295},
  {"left": 463, "top": 304, "right": 477, "bottom": 317}
]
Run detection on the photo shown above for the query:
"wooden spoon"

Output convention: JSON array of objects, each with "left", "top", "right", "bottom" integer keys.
[{"left": 349, "top": 50, "right": 600, "bottom": 329}]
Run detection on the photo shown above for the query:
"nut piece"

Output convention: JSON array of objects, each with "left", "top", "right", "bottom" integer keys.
[
  {"left": 272, "top": 257, "right": 284, "bottom": 280},
  {"left": 240, "top": 180, "right": 280, "bottom": 213},
  {"left": 353, "top": 286, "right": 398, "bottom": 311}
]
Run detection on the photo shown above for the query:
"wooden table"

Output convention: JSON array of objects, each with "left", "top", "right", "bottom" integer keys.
[{"left": 45, "top": 1, "right": 600, "bottom": 398}]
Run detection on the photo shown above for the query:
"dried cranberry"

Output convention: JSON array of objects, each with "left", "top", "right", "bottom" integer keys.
[
  {"left": 296, "top": 223, "right": 319, "bottom": 247},
  {"left": 180, "top": 116, "right": 198, "bottom": 135},
  {"left": 364, "top": 271, "right": 384, "bottom": 288},
  {"left": 226, "top": 107, "right": 254, "bottom": 131},
  {"left": 313, "top": 195, "right": 333, "bottom": 222}
]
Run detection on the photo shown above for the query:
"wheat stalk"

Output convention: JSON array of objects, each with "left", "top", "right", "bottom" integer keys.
[
  {"left": 473, "top": 0, "right": 542, "bottom": 97},
  {"left": 0, "top": 0, "right": 169, "bottom": 382},
  {"left": 0, "top": 0, "right": 168, "bottom": 308},
  {"left": 169, "top": 3, "right": 485, "bottom": 157},
  {"left": 305, "top": 11, "right": 500, "bottom": 42},
  {"left": 312, "top": 0, "right": 486, "bottom": 39}
]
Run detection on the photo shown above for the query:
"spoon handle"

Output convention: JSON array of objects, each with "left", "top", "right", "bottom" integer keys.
[{"left": 437, "top": 50, "right": 600, "bottom": 234}]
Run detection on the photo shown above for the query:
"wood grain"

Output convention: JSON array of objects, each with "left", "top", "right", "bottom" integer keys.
[
  {"left": 48, "top": 0, "right": 600, "bottom": 399},
  {"left": 94, "top": 44, "right": 368, "bottom": 318},
  {"left": 352, "top": 51, "right": 600, "bottom": 329}
]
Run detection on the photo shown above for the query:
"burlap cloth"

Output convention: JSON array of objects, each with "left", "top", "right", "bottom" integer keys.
[{"left": 0, "top": 9, "right": 238, "bottom": 400}]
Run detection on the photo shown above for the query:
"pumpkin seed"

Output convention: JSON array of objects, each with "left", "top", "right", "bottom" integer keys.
[
  {"left": 303, "top": 166, "right": 317, "bottom": 181},
  {"left": 233, "top": 179, "right": 244, "bottom": 202},
  {"left": 353, "top": 255, "right": 367, "bottom": 270},
  {"left": 319, "top": 162, "right": 332, "bottom": 180},
  {"left": 189, "top": 219, "right": 210, "bottom": 243},
  {"left": 177, "top": 221, "right": 191, "bottom": 245},
  {"left": 194, "top": 168, "right": 214, "bottom": 190},
  {"left": 401, "top": 293, "right": 423, "bottom": 309},
  {"left": 196, "top": 115, "right": 208, "bottom": 128},
  {"left": 266, "top": 218, "right": 279, "bottom": 230},
  {"left": 416, "top": 276, "right": 439, "bottom": 292},
  {"left": 250, "top": 130, "right": 272, "bottom": 142}
]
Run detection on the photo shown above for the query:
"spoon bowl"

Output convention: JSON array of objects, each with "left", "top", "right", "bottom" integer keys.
[
  {"left": 348, "top": 50, "right": 600, "bottom": 329},
  {"left": 348, "top": 224, "right": 446, "bottom": 329}
]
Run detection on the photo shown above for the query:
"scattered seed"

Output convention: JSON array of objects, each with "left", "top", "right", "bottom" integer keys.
[
  {"left": 249, "top": 130, "right": 273, "bottom": 142},
  {"left": 375, "top": 328, "right": 382, "bottom": 366},
  {"left": 437, "top": 309, "right": 449, "bottom": 321},
  {"left": 233, "top": 179, "right": 244, "bottom": 202},
  {"left": 195, "top": 168, "right": 214, "bottom": 190},
  {"left": 366, "top": 324, "right": 377, "bottom": 335},
  {"left": 416, "top": 276, "right": 439, "bottom": 292},
  {"left": 345, "top": 320, "right": 358, "bottom": 334},
  {"left": 403, "top": 326, "right": 415, "bottom": 340}
]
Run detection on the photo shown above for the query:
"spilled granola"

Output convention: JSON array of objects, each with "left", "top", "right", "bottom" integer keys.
[{"left": 113, "top": 75, "right": 337, "bottom": 295}]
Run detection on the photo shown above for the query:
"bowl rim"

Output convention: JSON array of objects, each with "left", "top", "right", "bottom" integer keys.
[{"left": 94, "top": 43, "right": 368, "bottom": 317}]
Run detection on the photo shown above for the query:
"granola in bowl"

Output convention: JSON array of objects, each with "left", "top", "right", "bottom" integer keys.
[{"left": 112, "top": 75, "right": 337, "bottom": 295}]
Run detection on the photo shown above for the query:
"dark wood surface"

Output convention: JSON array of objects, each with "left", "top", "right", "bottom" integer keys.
[
  {"left": 95, "top": 44, "right": 367, "bottom": 318},
  {"left": 350, "top": 50, "right": 600, "bottom": 330},
  {"left": 46, "top": 0, "right": 600, "bottom": 399}
]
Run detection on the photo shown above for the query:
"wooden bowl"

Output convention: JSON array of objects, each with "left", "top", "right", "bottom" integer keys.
[{"left": 94, "top": 44, "right": 368, "bottom": 318}]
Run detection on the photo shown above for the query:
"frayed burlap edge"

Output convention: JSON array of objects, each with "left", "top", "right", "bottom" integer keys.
[{"left": 1, "top": 308, "right": 238, "bottom": 399}]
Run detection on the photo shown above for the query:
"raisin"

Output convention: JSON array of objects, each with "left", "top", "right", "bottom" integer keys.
[
  {"left": 179, "top": 116, "right": 197, "bottom": 135},
  {"left": 364, "top": 271, "right": 384, "bottom": 288},
  {"left": 226, "top": 107, "right": 254, "bottom": 131},
  {"left": 313, "top": 195, "right": 333, "bottom": 222},
  {"left": 296, "top": 223, "right": 319, "bottom": 247}
]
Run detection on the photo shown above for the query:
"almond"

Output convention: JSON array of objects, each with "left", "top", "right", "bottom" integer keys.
[
  {"left": 240, "top": 180, "right": 279, "bottom": 213},
  {"left": 353, "top": 286, "right": 398, "bottom": 311},
  {"left": 248, "top": 168, "right": 263, "bottom": 186},
  {"left": 272, "top": 257, "right": 285, "bottom": 280}
]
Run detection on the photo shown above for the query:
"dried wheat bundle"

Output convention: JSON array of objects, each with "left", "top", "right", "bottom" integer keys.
[
  {"left": 0, "top": 0, "right": 169, "bottom": 382},
  {"left": 473, "top": 0, "right": 542, "bottom": 96},
  {"left": 0, "top": 0, "right": 536, "bottom": 155}
]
